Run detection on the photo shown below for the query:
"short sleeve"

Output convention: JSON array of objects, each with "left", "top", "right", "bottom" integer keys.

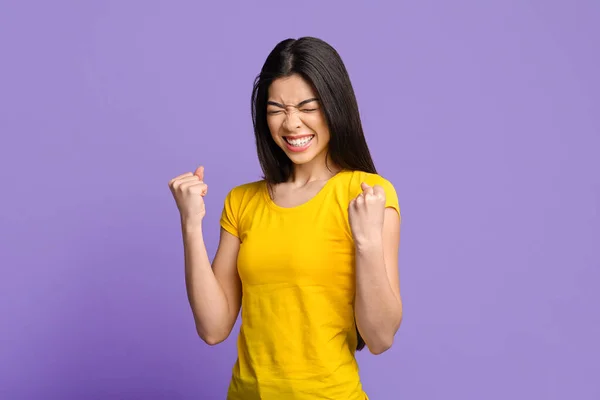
[
  {"left": 368, "top": 175, "right": 401, "bottom": 218},
  {"left": 220, "top": 188, "right": 239, "bottom": 238}
]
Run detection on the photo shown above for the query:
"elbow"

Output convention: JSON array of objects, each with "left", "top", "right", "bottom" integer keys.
[
  {"left": 366, "top": 313, "right": 403, "bottom": 355},
  {"left": 368, "top": 336, "right": 394, "bottom": 355},
  {"left": 196, "top": 326, "right": 228, "bottom": 346},
  {"left": 201, "top": 334, "right": 226, "bottom": 346}
]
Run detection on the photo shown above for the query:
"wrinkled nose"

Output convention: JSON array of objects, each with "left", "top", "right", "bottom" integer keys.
[{"left": 282, "top": 107, "right": 302, "bottom": 131}]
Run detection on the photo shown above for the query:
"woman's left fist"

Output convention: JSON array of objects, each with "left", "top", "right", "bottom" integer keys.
[{"left": 348, "top": 182, "right": 386, "bottom": 245}]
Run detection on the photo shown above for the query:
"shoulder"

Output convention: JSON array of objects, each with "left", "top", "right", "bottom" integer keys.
[
  {"left": 221, "top": 180, "right": 265, "bottom": 225},
  {"left": 223, "top": 179, "right": 265, "bottom": 209},
  {"left": 338, "top": 170, "right": 397, "bottom": 196},
  {"left": 336, "top": 170, "right": 400, "bottom": 215},
  {"left": 349, "top": 170, "right": 396, "bottom": 188}
]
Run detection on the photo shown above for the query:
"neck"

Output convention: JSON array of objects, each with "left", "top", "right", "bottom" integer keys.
[{"left": 289, "top": 152, "right": 341, "bottom": 184}]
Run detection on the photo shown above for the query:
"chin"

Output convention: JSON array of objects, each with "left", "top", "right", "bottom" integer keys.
[
  {"left": 286, "top": 147, "right": 328, "bottom": 166},
  {"left": 286, "top": 152, "right": 317, "bottom": 165}
]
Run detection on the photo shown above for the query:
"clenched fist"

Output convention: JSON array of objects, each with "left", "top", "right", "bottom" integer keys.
[
  {"left": 168, "top": 166, "right": 208, "bottom": 223},
  {"left": 348, "top": 182, "right": 386, "bottom": 246}
]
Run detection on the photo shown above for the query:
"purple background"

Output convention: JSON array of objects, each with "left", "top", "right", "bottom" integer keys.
[{"left": 1, "top": 1, "right": 599, "bottom": 399}]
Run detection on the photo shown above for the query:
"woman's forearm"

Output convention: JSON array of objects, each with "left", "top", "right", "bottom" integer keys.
[
  {"left": 181, "top": 218, "right": 230, "bottom": 343},
  {"left": 354, "top": 240, "right": 403, "bottom": 354}
]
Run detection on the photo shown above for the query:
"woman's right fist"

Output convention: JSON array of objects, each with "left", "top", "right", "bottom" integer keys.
[{"left": 168, "top": 166, "right": 208, "bottom": 222}]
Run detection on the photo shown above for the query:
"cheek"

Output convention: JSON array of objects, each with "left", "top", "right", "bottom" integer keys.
[
  {"left": 314, "top": 119, "right": 331, "bottom": 142},
  {"left": 266, "top": 119, "right": 280, "bottom": 139},
  {"left": 319, "top": 130, "right": 331, "bottom": 146},
  {"left": 305, "top": 115, "right": 329, "bottom": 136}
]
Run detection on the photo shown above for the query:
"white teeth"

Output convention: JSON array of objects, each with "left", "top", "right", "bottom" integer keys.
[{"left": 285, "top": 135, "right": 314, "bottom": 147}]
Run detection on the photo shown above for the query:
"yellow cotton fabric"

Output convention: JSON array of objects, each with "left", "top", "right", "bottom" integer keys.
[{"left": 219, "top": 170, "right": 400, "bottom": 400}]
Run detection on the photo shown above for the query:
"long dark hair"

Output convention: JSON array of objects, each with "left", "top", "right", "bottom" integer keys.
[{"left": 251, "top": 37, "right": 376, "bottom": 351}]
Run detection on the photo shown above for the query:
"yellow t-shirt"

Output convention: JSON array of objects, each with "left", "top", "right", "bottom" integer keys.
[{"left": 219, "top": 170, "right": 400, "bottom": 400}]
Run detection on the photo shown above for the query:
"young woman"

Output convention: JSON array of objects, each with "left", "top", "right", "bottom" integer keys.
[{"left": 168, "top": 37, "right": 402, "bottom": 400}]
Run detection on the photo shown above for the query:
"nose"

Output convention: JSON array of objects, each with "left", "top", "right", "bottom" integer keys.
[{"left": 282, "top": 107, "right": 302, "bottom": 131}]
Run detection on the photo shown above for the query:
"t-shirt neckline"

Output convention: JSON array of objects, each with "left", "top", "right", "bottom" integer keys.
[{"left": 262, "top": 170, "right": 349, "bottom": 212}]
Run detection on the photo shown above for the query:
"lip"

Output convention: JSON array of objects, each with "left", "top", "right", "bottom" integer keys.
[{"left": 282, "top": 134, "right": 314, "bottom": 153}]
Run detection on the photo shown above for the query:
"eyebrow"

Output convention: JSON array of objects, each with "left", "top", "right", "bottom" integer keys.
[{"left": 267, "top": 98, "right": 320, "bottom": 108}]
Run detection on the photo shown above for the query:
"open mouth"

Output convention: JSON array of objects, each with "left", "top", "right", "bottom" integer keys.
[{"left": 283, "top": 135, "right": 315, "bottom": 148}]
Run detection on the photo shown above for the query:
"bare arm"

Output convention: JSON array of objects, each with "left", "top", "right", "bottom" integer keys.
[
  {"left": 169, "top": 166, "right": 242, "bottom": 346},
  {"left": 349, "top": 181, "right": 403, "bottom": 355},
  {"left": 354, "top": 207, "right": 403, "bottom": 354},
  {"left": 182, "top": 222, "right": 242, "bottom": 345}
]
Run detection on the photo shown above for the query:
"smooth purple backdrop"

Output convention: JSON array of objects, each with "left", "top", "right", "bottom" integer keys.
[{"left": 1, "top": 1, "right": 598, "bottom": 399}]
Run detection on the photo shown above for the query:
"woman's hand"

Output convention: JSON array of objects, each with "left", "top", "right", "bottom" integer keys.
[
  {"left": 168, "top": 166, "right": 208, "bottom": 224},
  {"left": 348, "top": 182, "right": 386, "bottom": 247}
]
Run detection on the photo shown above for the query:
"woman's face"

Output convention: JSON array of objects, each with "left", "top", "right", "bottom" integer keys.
[{"left": 266, "top": 74, "right": 331, "bottom": 166}]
